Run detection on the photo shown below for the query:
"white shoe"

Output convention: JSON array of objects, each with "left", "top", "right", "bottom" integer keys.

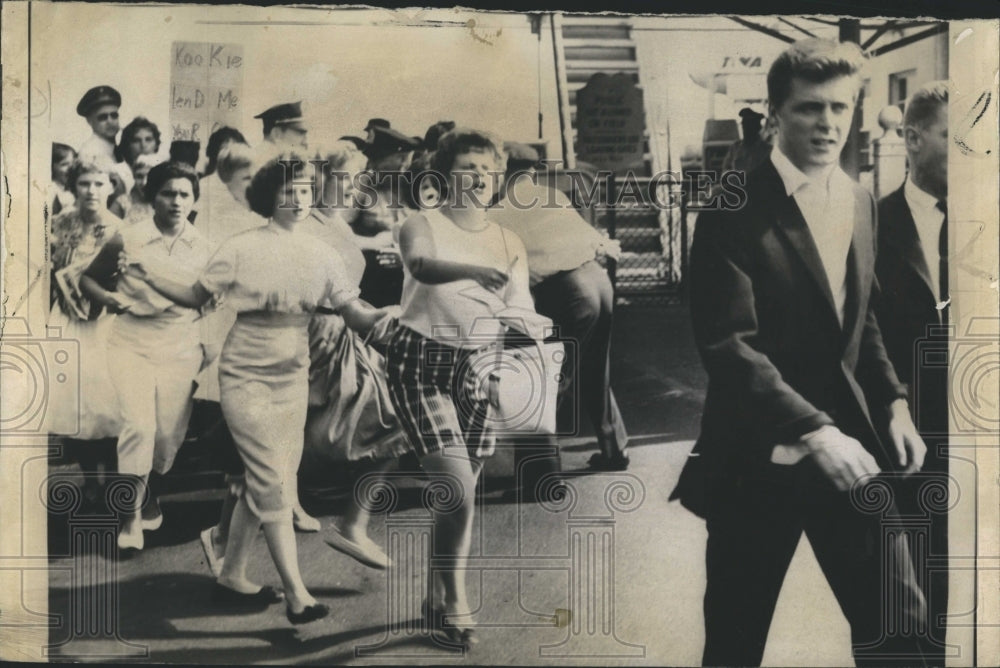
[
  {"left": 141, "top": 498, "right": 163, "bottom": 531},
  {"left": 141, "top": 512, "right": 163, "bottom": 531},
  {"left": 118, "top": 528, "right": 144, "bottom": 551},
  {"left": 200, "top": 527, "right": 225, "bottom": 578},
  {"left": 324, "top": 529, "right": 391, "bottom": 570}
]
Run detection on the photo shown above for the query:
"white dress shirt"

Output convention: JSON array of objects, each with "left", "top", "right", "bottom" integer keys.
[
  {"left": 770, "top": 146, "right": 856, "bottom": 324},
  {"left": 903, "top": 176, "right": 946, "bottom": 303},
  {"left": 489, "top": 177, "right": 602, "bottom": 286},
  {"left": 78, "top": 133, "right": 116, "bottom": 161},
  {"left": 769, "top": 146, "right": 857, "bottom": 466}
]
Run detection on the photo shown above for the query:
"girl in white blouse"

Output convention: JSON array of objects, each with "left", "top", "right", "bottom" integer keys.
[
  {"left": 83, "top": 161, "right": 211, "bottom": 552},
  {"left": 125, "top": 155, "right": 391, "bottom": 625}
]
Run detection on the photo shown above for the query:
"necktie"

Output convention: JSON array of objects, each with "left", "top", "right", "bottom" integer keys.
[{"left": 937, "top": 198, "right": 948, "bottom": 322}]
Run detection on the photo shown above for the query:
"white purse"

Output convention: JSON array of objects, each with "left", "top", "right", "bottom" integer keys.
[
  {"left": 463, "top": 230, "right": 563, "bottom": 435},
  {"left": 481, "top": 333, "right": 563, "bottom": 435}
]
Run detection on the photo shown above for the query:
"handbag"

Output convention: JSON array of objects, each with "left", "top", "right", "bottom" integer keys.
[
  {"left": 465, "top": 229, "right": 563, "bottom": 434},
  {"left": 480, "top": 334, "right": 563, "bottom": 435},
  {"left": 302, "top": 314, "right": 410, "bottom": 467}
]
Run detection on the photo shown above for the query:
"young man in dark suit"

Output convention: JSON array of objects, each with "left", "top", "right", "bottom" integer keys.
[
  {"left": 671, "top": 38, "right": 931, "bottom": 666},
  {"left": 875, "top": 81, "right": 950, "bottom": 663}
]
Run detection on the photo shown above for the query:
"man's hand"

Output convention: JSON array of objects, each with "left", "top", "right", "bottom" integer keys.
[
  {"left": 803, "top": 425, "right": 882, "bottom": 492},
  {"left": 887, "top": 399, "right": 927, "bottom": 473}
]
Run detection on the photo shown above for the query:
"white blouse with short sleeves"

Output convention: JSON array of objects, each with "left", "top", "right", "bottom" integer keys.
[{"left": 199, "top": 222, "right": 360, "bottom": 315}]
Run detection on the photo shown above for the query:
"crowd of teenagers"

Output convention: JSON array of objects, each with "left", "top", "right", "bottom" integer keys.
[{"left": 47, "top": 86, "right": 629, "bottom": 641}]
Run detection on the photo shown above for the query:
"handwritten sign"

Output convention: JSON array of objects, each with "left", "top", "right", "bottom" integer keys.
[
  {"left": 575, "top": 73, "right": 646, "bottom": 172},
  {"left": 169, "top": 41, "right": 244, "bottom": 144}
]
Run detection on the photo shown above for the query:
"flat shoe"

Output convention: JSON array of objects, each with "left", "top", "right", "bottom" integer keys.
[
  {"left": 141, "top": 513, "right": 163, "bottom": 532},
  {"left": 587, "top": 452, "right": 630, "bottom": 471},
  {"left": 200, "top": 527, "right": 225, "bottom": 578},
  {"left": 212, "top": 583, "right": 284, "bottom": 606},
  {"left": 286, "top": 602, "right": 330, "bottom": 625},
  {"left": 117, "top": 529, "right": 143, "bottom": 552},
  {"left": 324, "top": 529, "right": 391, "bottom": 569},
  {"left": 435, "top": 615, "right": 478, "bottom": 649},
  {"left": 141, "top": 499, "right": 163, "bottom": 531}
]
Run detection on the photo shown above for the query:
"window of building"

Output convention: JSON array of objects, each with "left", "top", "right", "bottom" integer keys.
[{"left": 889, "top": 69, "right": 916, "bottom": 112}]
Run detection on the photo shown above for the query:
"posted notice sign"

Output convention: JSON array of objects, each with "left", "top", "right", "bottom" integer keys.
[
  {"left": 169, "top": 41, "right": 244, "bottom": 144},
  {"left": 575, "top": 73, "right": 646, "bottom": 173}
]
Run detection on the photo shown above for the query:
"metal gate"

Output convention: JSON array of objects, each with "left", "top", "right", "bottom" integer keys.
[{"left": 554, "top": 15, "right": 683, "bottom": 305}]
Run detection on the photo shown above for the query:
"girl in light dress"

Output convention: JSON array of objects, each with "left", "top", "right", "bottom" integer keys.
[
  {"left": 126, "top": 154, "right": 393, "bottom": 625},
  {"left": 47, "top": 158, "right": 123, "bottom": 506},
  {"left": 117, "top": 153, "right": 166, "bottom": 226},
  {"left": 301, "top": 141, "right": 411, "bottom": 569}
]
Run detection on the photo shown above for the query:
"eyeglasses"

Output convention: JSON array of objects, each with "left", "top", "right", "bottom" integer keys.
[{"left": 96, "top": 112, "right": 119, "bottom": 122}]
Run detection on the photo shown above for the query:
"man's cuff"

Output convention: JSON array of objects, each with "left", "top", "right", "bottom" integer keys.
[
  {"left": 770, "top": 424, "right": 834, "bottom": 465},
  {"left": 771, "top": 443, "right": 811, "bottom": 465}
]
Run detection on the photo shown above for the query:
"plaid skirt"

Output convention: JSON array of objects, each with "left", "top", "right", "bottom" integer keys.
[{"left": 385, "top": 325, "right": 496, "bottom": 459}]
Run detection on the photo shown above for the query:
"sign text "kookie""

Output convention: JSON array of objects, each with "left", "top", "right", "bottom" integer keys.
[{"left": 174, "top": 44, "right": 243, "bottom": 70}]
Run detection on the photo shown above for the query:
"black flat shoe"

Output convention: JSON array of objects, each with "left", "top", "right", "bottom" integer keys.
[
  {"left": 435, "top": 617, "right": 478, "bottom": 649},
  {"left": 587, "top": 452, "right": 630, "bottom": 471},
  {"left": 212, "top": 583, "right": 284, "bottom": 606},
  {"left": 286, "top": 603, "right": 330, "bottom": 625},
  {"left": 423, "top": 600, "right": 477, "bottom": 649}
]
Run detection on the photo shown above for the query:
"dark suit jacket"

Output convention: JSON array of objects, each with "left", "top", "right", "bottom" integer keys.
[
  {"left": 874, "top": 185, "right": 949, "bottom": 441},
  {"left": 671, "top": 160, "right": 907, "bottom": 517}
]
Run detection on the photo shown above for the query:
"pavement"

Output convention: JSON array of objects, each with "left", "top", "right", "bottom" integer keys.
[{"left": 44, "top": 304, "right": 853, "bottom": 665}]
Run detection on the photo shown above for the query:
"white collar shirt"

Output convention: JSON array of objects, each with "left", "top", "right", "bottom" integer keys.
[
  {"left": 770, "top": 145, "right": 856, "bottom": 324},
  {"left": 903, "top": 176, "right": 946, "bottom": 304},
  {"left": 116, "top": 217, "right": 212, "bottom": 321},
  {"left": 78, "top": 133, "right": 116, "bottom": 161}
]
